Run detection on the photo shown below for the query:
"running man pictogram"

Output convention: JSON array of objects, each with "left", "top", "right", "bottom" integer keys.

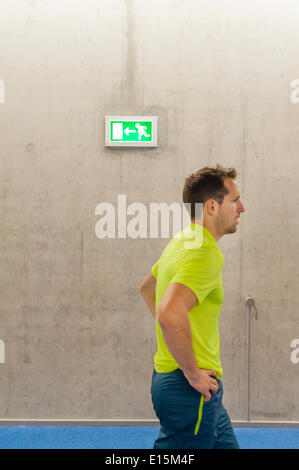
[{"left": 136, "top": 123, "right": 150, "bottom": 140}]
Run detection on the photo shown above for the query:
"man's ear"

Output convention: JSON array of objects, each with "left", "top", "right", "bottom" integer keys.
[{"left": 204, "top": 199, "right": 218, "bottom": 216}]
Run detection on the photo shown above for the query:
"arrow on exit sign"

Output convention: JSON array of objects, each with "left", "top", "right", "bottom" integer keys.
[{"left": 124, "top": 127, "right": 137, "bottom": 136}]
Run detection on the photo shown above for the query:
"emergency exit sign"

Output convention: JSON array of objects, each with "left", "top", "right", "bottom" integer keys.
[{"left": 105, "top": 116, "right": 158, "bottom": 147}]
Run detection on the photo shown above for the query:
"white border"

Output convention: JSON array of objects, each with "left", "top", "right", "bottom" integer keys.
[{"left": 105, "top": 116, "right": 158, "bottom": 147}]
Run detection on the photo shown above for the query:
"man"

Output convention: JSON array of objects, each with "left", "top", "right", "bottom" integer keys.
[{"left": 139, "top": 165, "right": 245, "bottom": 449}]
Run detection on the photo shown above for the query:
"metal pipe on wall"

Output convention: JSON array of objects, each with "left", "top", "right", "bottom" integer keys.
[{"left": 245, "top": 296, "right": 258, "bottom": 422}]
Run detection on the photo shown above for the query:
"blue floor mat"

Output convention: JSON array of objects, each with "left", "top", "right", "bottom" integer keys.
[{"left": 0, "top": 426, "right": 298, "bottom": 449}]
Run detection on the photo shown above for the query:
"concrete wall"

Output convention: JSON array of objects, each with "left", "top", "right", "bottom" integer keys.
[{"left": 0, "top": 0, "right": 299, "bottom": 420}]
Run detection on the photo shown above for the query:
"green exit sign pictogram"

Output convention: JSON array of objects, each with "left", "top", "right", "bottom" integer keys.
[{"left": 105, "top": 116, "right": 158, "bottom": 147}]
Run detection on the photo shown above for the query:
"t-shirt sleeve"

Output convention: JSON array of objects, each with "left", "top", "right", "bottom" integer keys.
[
  {"left": 170, "top": 247, "right": 222, "bottom": 305},
  {"left": 151, "top": 259, "right": 159, "bottom": 279}
]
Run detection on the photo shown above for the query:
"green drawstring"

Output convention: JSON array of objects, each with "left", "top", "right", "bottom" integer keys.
[{"left": 194, "top": 395, "right": 205, "bottom": 435}]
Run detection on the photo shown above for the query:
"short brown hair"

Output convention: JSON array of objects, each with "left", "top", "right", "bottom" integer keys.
[{"left": 182, "top": 165, "right": 237, "bottom": 218}]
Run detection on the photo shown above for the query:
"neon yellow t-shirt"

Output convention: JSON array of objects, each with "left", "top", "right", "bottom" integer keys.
[{"left": 151, "top": 224, "right": 224, "bottom": 379}]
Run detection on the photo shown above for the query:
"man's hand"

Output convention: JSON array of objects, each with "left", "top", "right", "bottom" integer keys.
[{"left": 184, "top": 368, "right": 219, "bottom": 402}]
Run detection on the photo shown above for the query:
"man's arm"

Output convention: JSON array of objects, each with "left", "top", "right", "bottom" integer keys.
[
  {"left": 156, "top": 283, "right": 218, "bottom": 401},
  {"left": 139, "top": 272, "right": 157, "bottom": 318}
]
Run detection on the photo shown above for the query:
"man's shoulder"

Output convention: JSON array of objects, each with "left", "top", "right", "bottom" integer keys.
[{"left": 175, "top": 243, "right": 224, "bottom": 275}]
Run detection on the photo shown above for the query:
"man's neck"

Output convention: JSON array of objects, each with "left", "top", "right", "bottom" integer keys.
[{"left": 190, "top": 219, "right": 222, "bottom": 242}]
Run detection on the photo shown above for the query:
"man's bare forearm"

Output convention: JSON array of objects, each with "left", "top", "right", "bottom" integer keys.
[
  {"left": 140, "top": 287, "right": 156, "bottom": 318},
  {"left": 155, "top": 283, "right": 218, "bottom": 400},
  {"left": 158, "top": 311, "right": 199, "bottom": 379}
]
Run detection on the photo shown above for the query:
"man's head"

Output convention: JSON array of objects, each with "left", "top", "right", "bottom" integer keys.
[{"left": 182, "top": 165, "right": 245, "bottom": 239}]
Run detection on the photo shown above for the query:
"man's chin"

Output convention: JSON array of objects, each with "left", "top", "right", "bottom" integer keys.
[{"left": 224, "top": 225, "right": 238, "bottom": 235}]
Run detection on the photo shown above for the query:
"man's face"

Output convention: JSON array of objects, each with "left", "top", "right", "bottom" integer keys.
[{"left": 217, "top": 178, "right": 245, "bottom": 234}]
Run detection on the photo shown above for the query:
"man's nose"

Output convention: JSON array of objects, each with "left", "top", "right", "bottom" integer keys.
[{"left": 237, "top": 201, "right": 245, "bottom": 213}]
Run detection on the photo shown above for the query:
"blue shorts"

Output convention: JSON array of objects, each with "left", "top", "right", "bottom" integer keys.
[{"left": 151, "top": 368, "right": 239, "bottom": 449}]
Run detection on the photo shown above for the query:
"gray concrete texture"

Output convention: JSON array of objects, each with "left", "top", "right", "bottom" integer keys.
[{"left": 0, "top": 0, "right": 298, "bottom": 420}]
